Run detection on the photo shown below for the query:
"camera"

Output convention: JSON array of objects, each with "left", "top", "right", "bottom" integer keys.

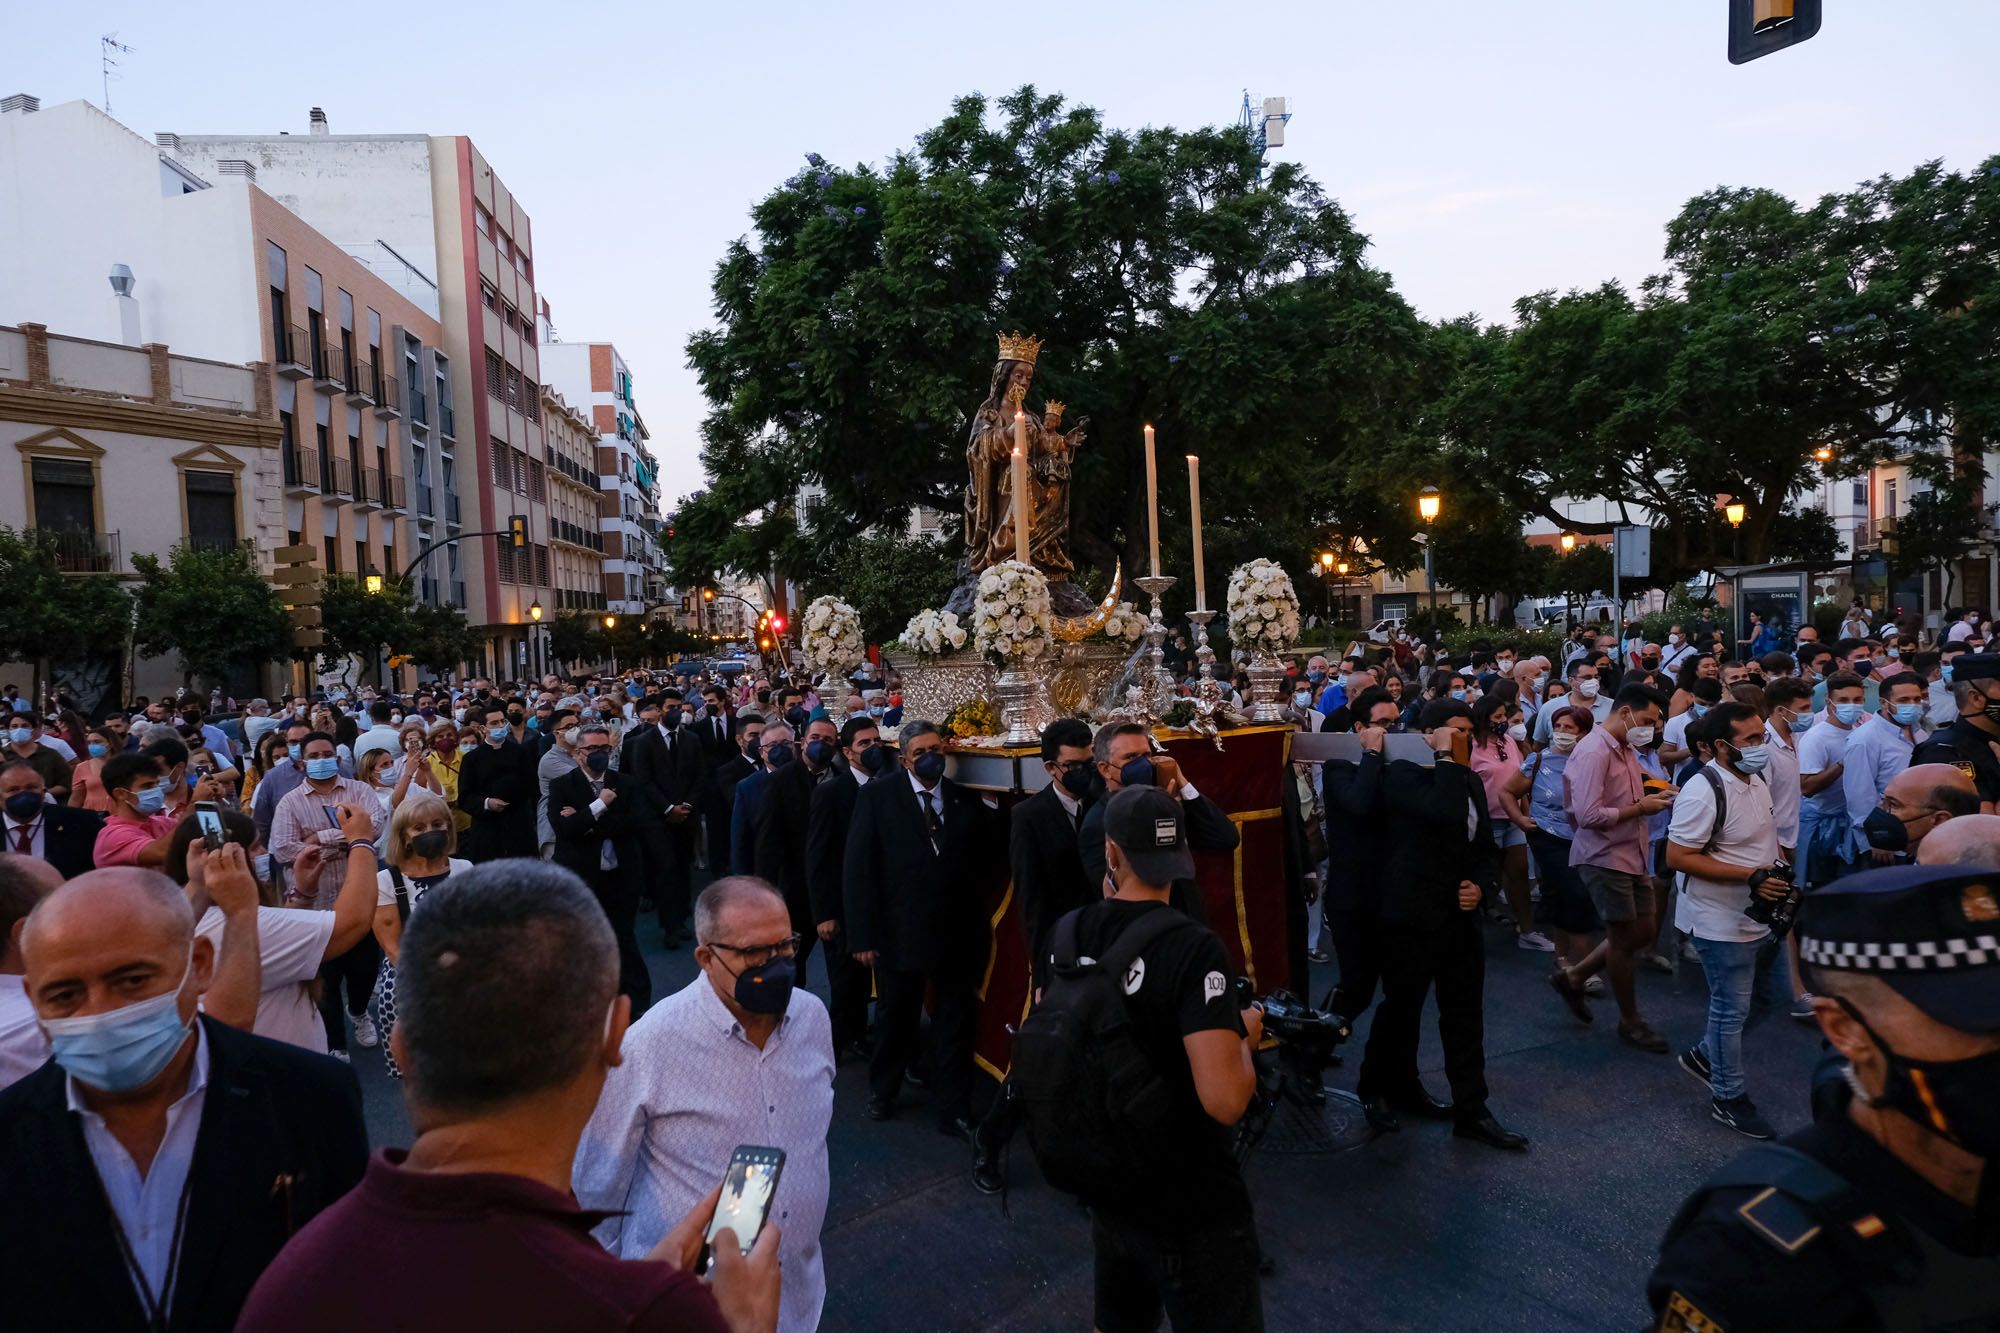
[
  {"left": 1234, "top": 981, "right": 1351, "bottom": 1064},
  {"left": 1230, "top": 983, "right": 1351, "bottom": 1163},
  {"left": 1743, "top": 861, "right": 1803, "bottom": 936}
]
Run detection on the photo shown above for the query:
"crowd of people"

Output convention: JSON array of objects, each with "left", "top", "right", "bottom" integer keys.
[{"left": 0, "top": 597, "right": 1993, "bottom": 1329}]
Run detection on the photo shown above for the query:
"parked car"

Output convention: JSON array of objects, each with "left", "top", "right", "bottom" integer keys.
[{"left": 1366, "top": 617, "right": 1407, "bottom": 642}]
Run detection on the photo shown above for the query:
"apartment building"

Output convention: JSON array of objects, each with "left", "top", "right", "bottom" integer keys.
[
  {"left": 540, "top": 382, "right": 608, "bottom": 616},
  {"left": 160, "top": 108, "right": 556, "bottom": 677},
  {"left": 0, "top": 96, "right": 453, "bottom": 686},
  {"left": 0, "top": 322, "right": 284, "bottom": 700},
  {"left": 539, "top": 329, "right": 667, "bottom": 616}
]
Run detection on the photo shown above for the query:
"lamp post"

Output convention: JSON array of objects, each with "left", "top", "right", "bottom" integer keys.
[
  {"left": 1318, "top": 551, "right": 1335, "bottom": 622},
  {"left": 603, "top": 613, "right": 619, "bottom": 676},
  {"left": 528, "top": 599, "right": 544, "bottom": 680},
  {"left": 1337, "top": 559, "right": 1352, "bottom": 625},
  {"left": 1418, "top": 485, "right": 1442, "bottom": 617}
]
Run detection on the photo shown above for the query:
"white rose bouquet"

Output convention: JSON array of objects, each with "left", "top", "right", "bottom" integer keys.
[
  {"left": 1225, "top": 558, "right": 1302, "bottom": 654},
  {"left": 1098, "top": 600, "right": 1148, "bottom": 644},
  {"left": 900, "top": 608, "right": 968, "bottom": 658},
  {"left": 802, "top": 594, "right": 866, "bottom": 676},
  {"left": 973, "top": 559, "right": 1054, "bottom": 662}
]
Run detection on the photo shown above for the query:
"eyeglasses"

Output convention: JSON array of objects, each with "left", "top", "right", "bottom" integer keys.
[
  {"left": 1053, "top": 759, "right": 1092, "bottom": 775},
  {"left": 709, "top": 934, "right": 801, "bottom": 968}
]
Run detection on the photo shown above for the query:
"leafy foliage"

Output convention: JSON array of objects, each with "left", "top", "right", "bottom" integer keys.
[
  {"left": 0, "top": 529, "right": 133, "bottom": 689},
  {"left": 806, "top": 534, "right": 963, "bottom": 643},
  {"left": 130, "top": 543, "right": 289, "bottom": 689},
  {"left": 316, "top": 574, "right": 411, "bottom": 685},
  {"left": 398, "top": 602, "right": 485, "bottom": 677},
  {"left": 544, "top": 612, "right": 602, "bottom": 669}
]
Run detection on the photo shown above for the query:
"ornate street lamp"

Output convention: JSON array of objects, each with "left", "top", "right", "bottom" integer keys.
[{"left": 1418, "top": 486, "right": 1442, "bottom": 614}]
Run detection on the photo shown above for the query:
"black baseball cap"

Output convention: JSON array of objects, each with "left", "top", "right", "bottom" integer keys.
[
  {"left": 1949, "top": 652, "right": 2000, "bottom": 685},
  {"left": 1797, "top": 864, "right": 2000, "bottom": 1032},
  {"left": 1103, "top": 786, "right": 1195, "bottom": 885}
]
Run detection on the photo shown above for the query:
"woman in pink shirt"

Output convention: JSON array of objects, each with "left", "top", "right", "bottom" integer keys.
[
  {"left": 1470, "top": 694, "right": 1555, "bottom": 952},
  {"left": 65, "top": 725, "right": 118, "bottom": 812}
]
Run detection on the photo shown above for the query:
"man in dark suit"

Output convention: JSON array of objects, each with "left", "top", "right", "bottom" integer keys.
[
  {"left": 628, "top": 692, "right": 706, "bottom": 946},
  {"left": 753, "top": 713, "right": 840, "bottom": 984},
  {"left": 714, "top": 713, "right": 763, "bottom": 813},
  {"left": 1077, "top": 721, "right": 1238, "bottom": 927},
  {"left": 549, "top": 723, "right": 652, "bottom": 1012},
  {"left": 1, "top": 760, "right": 104, "bottom": 879},
  {"left": 694, "top": 685, "right": 737, "bottom": 874},
  {"left": 1012, "top": 718, "right": 1098, "bottom": 991},
  {"left": 806, "top": 715, "right": 882, "bottom": 1059},
  {"left": 457, "top": 705, "right": 539, "bottom": 862},
  {"left": 1354, "top": 698, "right": 1527, "bottom": 1150},
  {"left": 1322, "top": 687, "right": 1399, "bottom": 1024},
  {"left": 843, "top": 719, "right": 998, "bottom": 1139},
  {"left": 0, "top": 867, "right": 367, "bottom": 1331}
]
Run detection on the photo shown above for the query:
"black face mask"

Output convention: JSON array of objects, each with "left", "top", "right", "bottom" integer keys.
[
  {"left": 1057, "top": 766, "right": 1095, "bottom": 799},
  {"left": 721, "top": 954, "right": 794, "bottom": 1015},
  {"left": 409, "top": 830, "right": 451, "bottom": 860},
  {"left": 858, "top": 744, "right": 895, "bottom": 776},
  {"left": 584, "top": 749, "right": 611, "bottom": 774},
  {"left": 1981, "top": 698, "right": 2000, "bottom": 729},
  {"left": 506, "top": 712, "right": 525, "bottom": 726},
  {"left": 1839, "top": 998, "right": 2000, "bottom": 1159},
  {"left": 1862, "top": 807, "right": 1922, "bottom": 854}
]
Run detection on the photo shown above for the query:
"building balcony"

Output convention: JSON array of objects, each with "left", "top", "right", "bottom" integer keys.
[
  {"left": 439, "top": 402, "right": 455, "bottom": 440},
  {"left": 379, "top": 472, "right": 406, "bottom": 512},
  {"left": 416, "top": 484, "right": 435, "bottom": 519},
  {"left": 320, "top": 453, "right": 354, "bottom": 499},
  {"left": 372, "top": 370, "right": 402, "bottom": 418},
  {"left": 275, "top": 325, "right": 312, "bottom": 379},
  {"left": 409, "top": 386, "right": 431, "bottom": 433},
  {"left": 345, "top": 359, "right": 375, "bottom": 405},
  {"left": 33, "top": 527, "right": 121, "bottom": 574},
  {"left": 446, "top": 492, "right": 461, "bottom": 526},
  {"left": 311, "top": 338, "right": 345, "bottom": 393},
  {"left": 283, "top": 444, "right": 321, "bottom": 494},
  {"left": 353, "top": 466, "right": 381, "bottom": 511},
  {"left": 450, "top": 579, "right": 467, "bottom": 607}
]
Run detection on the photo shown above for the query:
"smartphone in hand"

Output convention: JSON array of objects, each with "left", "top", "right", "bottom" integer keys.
[
  {"left": 194, "top": 800, "right": 225, "bottom": 851},
  {"left": 697, "top": 1145, "right": 785, "bottom": 1275}
]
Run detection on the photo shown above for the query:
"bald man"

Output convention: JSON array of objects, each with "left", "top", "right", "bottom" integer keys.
[
  {"left": 1869, "top": 763, "right": 1980, "bottom": 862},
  {"left": 0, "top": 867, "right": 366, "bottom": 1333},
  {"left": 1915, "top": 811, "right": 2000, "bottom": 866}
]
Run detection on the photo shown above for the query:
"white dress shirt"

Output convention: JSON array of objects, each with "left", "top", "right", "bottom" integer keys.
[
  {"left": 0, "top": 976, "right": 48, "bottom": 1090},
  {"left": 3, "top": 810, "right": 45, "bottom": 860},
  {"left": 576, "top": 976, "right": 834, "bottom": 1333},
  {"left": 909, "top": 770, "right": 944, "bottom": 826},
  {"left": 69, "top": 1021, "right": 208, "bottom": 1318}
]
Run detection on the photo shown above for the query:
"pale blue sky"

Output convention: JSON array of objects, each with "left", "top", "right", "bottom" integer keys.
[{"left": 9, "top": 3, "right": 1995, "bottom": 504}]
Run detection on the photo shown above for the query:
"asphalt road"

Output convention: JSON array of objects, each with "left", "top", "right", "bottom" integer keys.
[{"left": 348, "top": 884, "right": 1822, "bottom": 1332}]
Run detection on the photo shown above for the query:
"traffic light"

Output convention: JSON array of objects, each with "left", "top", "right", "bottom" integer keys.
[
  {"left": 768, "top": 613, "right": 785, "bottom": 634},
  {"left": 508, "top": 514, "right": 529, "bottom": 548},
  {"left": 1728, "top": 0, "right": 1821, "bottom": 64},
  {"left": 702, "top": 587, "right": 715, "bottom": 602}
]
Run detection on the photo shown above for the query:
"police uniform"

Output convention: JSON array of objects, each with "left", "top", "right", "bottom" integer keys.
[
  {"left": 1647, "top": 866, "right": 2000, "bottom": 1331},
  {"left": 1909, "top": 653, "right": 2000, "bottom": 805}
]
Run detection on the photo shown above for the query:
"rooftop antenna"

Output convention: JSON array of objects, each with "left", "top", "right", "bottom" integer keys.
[
  {"left": 1236, "top": 89, "right": 1292, "bottom": 184},
  {"left": 100, "top": 33, "right": 135, "bottom": 116}
]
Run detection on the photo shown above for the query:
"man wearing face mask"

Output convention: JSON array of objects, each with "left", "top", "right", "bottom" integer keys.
[
  {"left": 632, "top": 692, "right": 708, "bottom": 949},
  {"left": 458, "top": 706, "right": 539, "bottom": 864},
  {"left": 252, "top": 720, "right": 345, "bottom": 848},
  {"left": 754, "top": 717, "right": 841, "bottom": 988},
  {"left": 1659, "top": 627, "right": 1695, "bottom": 674},
  {"left": 1859, "top": 765, "right": 1979, "bottom": 869},
  {"left": 1649, "top": 865, "right": 2000, "bottom": 1332},
  {"left": 536, "top": 706, "right": 583, "bottom": 859},
  {"left": 2, "top": 710, "right": 71, "bottom": 802},
  {"left": 806, "top": 716, "right": 883, "bottom": 1062},
  {"left": 0, "top": 868, "right": 367, "bottom": 1331},
  {"left": 1077, "top": 722, "right": 1239, "bottom": 929},
  {"left": 1842, "top": 672, "right": 1930, "bottom": 871},
  {"left": 550, "top": 724, "right": 653, "bottom": 1012},
  {"left": 1532, "top": 659, "right": 1611, "bottom": 746},
  {"left": 2, "top": 759, "right": 104, "bottom": 878},
  {"left": 576, "top": 875, "right": 829, "bottom": 1333},
  {"left": 92, "top": 752, "right": 187, "bottom": 870},
  {"left": 1911, "top": 651, "right": 2000, "bottom": 808},
  {"left": 842, "top": 721, "right": 1000, "bottom": 1134}
]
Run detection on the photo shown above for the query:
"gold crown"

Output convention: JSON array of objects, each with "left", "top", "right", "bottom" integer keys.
[
  {"left": 997, "top": 331, "right": 1043, "bottom": 365},
  {"left": 1043, "top": 401, "right": 1065, "bottom": 423}
]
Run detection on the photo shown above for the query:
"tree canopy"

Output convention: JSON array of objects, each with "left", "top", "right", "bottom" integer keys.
[
  {"left": 130, "top": 542, "right": 290, "bottom": 690},
  {"left": 0, "top": 529, "right": 133, "bottom": 694}
]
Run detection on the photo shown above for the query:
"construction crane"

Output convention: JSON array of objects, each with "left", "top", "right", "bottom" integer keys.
[{"left": 1237, "top": 90, "right": 1292, "bottom": 182}]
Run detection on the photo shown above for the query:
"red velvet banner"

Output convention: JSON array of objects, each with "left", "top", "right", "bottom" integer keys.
[{"left": 964, "top": 724, "right": 1296, "bottom": 1079}]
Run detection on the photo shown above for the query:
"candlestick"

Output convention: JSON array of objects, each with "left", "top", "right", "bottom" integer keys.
[
  {"left": 1187, "top": 454, "right": 1206, "bottom": 612},
  {"left": 1144, "top": 424, "right": 1160, "bottom": 578},
  {"left": 1133, "top": 573, "right": 1179, "bottom": 721},
  {"left": 1012, "top": 410, "right": 1031, "bottom": 565}
]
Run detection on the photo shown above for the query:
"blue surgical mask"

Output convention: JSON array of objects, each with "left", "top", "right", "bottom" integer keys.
[
  {"left": 1293, "top": 691, "right": 1311, "bottom": 707},
  {"left": 132, "top": 785, "right": 166, "bottom": 815},
  {"left": 488, "top": 725, "right": 510, "bottom": 743},
  {"left": 1833, "top": 702, "right": 1865, "bottom": 725},
  {"left": 87, "top": 742, "right": 109, "bottom": 759},
  {"left": 1691, "top": 703, "right": 1710, "bottom": 718},
  {"left": 41, "top": 950, "right": 194, "bottom": 1093},
  {"left": 6, "top": 727, "right": 31, "bottom": 746},
  {"left": 1449, "top": 689, "right": 1467, "bottom": 701},
  {"left": 912, "top": 751, "right": 948, "bottom": 785},
  {"left": 1892, "top": 702, "right": 1926, "bottom": 726},
  {"left": 1118, "top": 755, "right": 1157, "bottom": 788},
  {"left": 253, "top": 852, "right": 274, "bottom": 882},
  {"left": 304, "top": 757, "right": 339, "bottom": 782},
  {"left": 1730, "top": 744, "right": 1770, "bottom": 775},
  {"left": 1942, "top": 665, "right": 1955, "bottom": 683},
  {"left": 287, "top": 742, "right": 304, "bottom": 761},
  {"left": 1788, "top": 713, "right": 1814, "bottom": 734}
]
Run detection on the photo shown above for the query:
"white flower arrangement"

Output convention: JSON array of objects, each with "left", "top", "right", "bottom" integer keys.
[
  {"left": 1098, "top": 600, "right": 1148, "bottom": 643},
  {"left": 973, "top": 559, "right": 1054, "bottom": 661},
  {"left": 801, "top": 595, "right": 866, "bottom": 675},
  {"left": 1225, "top": 558, "right": 1302, "bottom": 653},
  {"left": 900, "top": 608, "right": 968, "bottom": 658}
]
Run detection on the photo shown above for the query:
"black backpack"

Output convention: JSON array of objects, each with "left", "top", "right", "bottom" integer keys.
[{"left": 1009, "top": 905, "right": 1191, "bottom": 1206}]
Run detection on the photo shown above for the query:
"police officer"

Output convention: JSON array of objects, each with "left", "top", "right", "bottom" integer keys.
[
  {"left": 1910, "top": 651, "right": 2000, "bottom": 807},
  {"left": 1647, "top": 864, "right": 2000, "bottom": 1331}
]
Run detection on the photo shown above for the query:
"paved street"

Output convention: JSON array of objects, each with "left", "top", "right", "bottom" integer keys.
[{"left": 351, "top": 888, "right": 1822, "bottom": 1332}]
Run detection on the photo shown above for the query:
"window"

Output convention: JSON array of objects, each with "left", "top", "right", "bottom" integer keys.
[
  {"left": 495, "top": 538, "right": 515, "bottom": 584},
  {"left": 485, "top": 350, "right": 504, "bottom": 400},
  {"left": 523, "top": 380, "right": 541, "bottom": 424},
  {"left": 184, "top": 471, "right": 237, "bottom": 549},
  {"left": 481, "top": 283, "right": 497, "bottom": 312},
  {"left": 528, "top": 459, "right": 546, "bottom": 503},
  {"left": 1852, "top": 480, "right": 1866, "bottom": 505},
  {"left": 1884, "top": 478, "right": 1899, "bottom": 518},
  {"left": 496, "top": 231, "right": 511, "bottom": 261},
  {"left": 323, "top": 534, "right": 339, "bottom": 574},
  {"left": 514, "top": 447, "right": 531, "bottom": 498},
  {"left": 355, "top": 540, "right": 368, "bottom": 577},
  {"left": 491, "top": 443, "right": 512, "bottom": 490},
  {"left": 534, "top": 545, "right": 550, "bottom": 587},
  {"left": 267, "top": 241, "right": 289, "bottom": 360},
  {"left": 502, "top": 301, "right": 517, "bottom": 330},
  {"left": 474, "top": 205, "right": 491, "bottom": 238},
  {"left": 31, "top": 458, "right": 94, "bottom": 532},
  {"left": 504, "top": 366, "right": 523, "bottom": 412}
]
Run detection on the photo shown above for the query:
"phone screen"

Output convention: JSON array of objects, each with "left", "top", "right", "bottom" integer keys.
[
  {"left": 699, "top": 1145, "right": 785, "bottom": 1273},
  {"left": 321, "top": 805, "right": 341, "bottom": 829},
  {"left": 194, "top": 802, "right": 225, "bottom": 851}
]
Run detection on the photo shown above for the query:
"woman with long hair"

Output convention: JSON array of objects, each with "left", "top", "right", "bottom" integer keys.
[
  {"left": 1469, "top": 694, "right": 1551, "bottom": 950},
  {"left": 1669, "top": 653, "right": 1719, "bottom": 717},
  {"left": 65, "top": 724, "right": 118, "bottom": 812}
]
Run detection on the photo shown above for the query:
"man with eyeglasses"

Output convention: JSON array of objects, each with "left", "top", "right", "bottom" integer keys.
[
  {"left": 550, "top": 724, "right": 654, "bottom": 1013},
  {"left": 577, "top": 875, "right": 833, "bottom": 1333}
]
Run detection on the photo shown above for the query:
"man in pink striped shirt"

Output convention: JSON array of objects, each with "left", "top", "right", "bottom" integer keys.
[{"left": 1553, "top": 681, "right": 1677, "bottom": 1052}]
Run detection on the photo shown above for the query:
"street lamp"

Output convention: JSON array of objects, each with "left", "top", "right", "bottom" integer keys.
[
  {"left": 1725, "top": 502, "right": 1746, "bottom": 528},
  {"left": 1560, "top": 532, "right": 1577, "bottom": 553},
  {"left": 1813, "top": 446, "right": 1833, "bottom": 463},
  {"left": 363, "top": 565, "right": 383, "bottom": 595},
  {"left": 1417, "top": 486, "right": 1441, "bottom": 615},
  {"left": 528, "top": 600, "right": 543, "bottom": 621},
  {"left": 603, "top": 614, "right": 618, "bottom": 630}
]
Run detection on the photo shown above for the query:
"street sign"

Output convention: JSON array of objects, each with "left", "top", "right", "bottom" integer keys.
[
  {"left": 1615, "top": 525, "right": 1651, "bottom": 579},
  {"left": 287, "top": 605, "right": 323, "bottom": 627},
  {"left": 291, "top": 627, "right": 325, "bottom": 649},
  {"left": 271, "top": 565, "right": 319, "bottom": 586},
  {"left": 273, "top": 544, "right": 316, "bottom": 563},
  {"left": 281, "top": 584, "right": 323, "bottom": 606}
]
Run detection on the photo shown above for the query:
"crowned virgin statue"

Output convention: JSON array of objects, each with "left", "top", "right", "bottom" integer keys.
[{"left": 955, "top": 332, "right": 1094, "bottom": 615}]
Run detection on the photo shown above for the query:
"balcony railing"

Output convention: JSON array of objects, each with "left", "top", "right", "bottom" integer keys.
[
  {"left": 353, "top": 466, "right": 380, "bottom": 510},
  {"left": 449, "top": 579, "right": 467, "bottom": 607},
  {"left": 409, "top": 386, "right": 430, "bottom": 430},
  {"left": 378, "top": 472, "right": 406, "bottom": 511},
  {"left": 446, "top": 493, "right": 461, "bottom": 525},
  {"left": 282, "top": 445, "right": 321, "bottom": 493},
  {"left": 275, "top": 324, "right": 312, "bottom": 378},
  {"left": 345, "top": 359, "right": 375, "bottom": 405},
  {"left": 416, "top": 484, "right": 435, "bottom": 518},
  {"left": 438, "top": 402, "right": 455, "bottom": 439},
  {"left": 311, "top": 336, "right": 344, "bottom": 390},
  {"left": 321, "top": 453, "right": 354, "bottom": 497},
  {"left": 33, "top": 527, "right": 120, "bottom": 574},
  {"left": 372, "top": 370, "right": 402, "bottom": 418}
]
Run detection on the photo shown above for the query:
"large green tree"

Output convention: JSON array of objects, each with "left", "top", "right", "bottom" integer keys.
[
  {"left": 397, "top": 602, "right": 484, "bottom": 678},
  {"left": 316, "top": 573, "right": 410, "bottom": 686},
  {"left": 674, "top": 86, "right": 1430, "bottom": 603},
  {"left": 130, "top": 543, "right": 289, "bottom": 690},
  {"left": 805, "top": 533, "right": 962, "bottom": 642},
  {"left": 0, "top": 528, "right": 133, "bottom": 697}
]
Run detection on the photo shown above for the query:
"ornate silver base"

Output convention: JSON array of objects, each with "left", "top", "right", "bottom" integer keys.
[
  {"left": 994, "top": 662, "right": 1041, "bottom": 746},
  {"left": 1186, "top": 609, "right": 1223, "bottom": 709},
  {"left": 1134, "top": 573, "right": 1179, "bottom": 720},
  {"left": 1247, "top": 649, "right": 1288, "bottom": 722}
]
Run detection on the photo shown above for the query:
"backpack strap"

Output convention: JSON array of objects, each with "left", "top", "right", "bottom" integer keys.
[
  {"left": 1696, "top": 765, "right": 1729, "bottom": 857},
  {"left": 389, "top": 864, "right": 410, "bottom": 924}
]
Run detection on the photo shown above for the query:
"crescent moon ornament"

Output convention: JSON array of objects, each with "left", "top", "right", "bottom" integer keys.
[{"left": 1052, "top": 560, "right": 1124, "bottom": 641}]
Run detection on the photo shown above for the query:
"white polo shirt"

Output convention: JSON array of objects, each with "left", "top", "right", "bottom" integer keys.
[{"left": 1667, "top": 761, "right": 1779, "bottom": 943}]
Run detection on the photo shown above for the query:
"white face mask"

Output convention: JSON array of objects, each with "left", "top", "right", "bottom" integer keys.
[
  {"left": 1627, "top": 724, "right": 1657, "bottom": 748},
  {"left": 1668, "top": 634, "right": 1683, "bottom": 646},
  {"left": 1506, "top": 722, "right": 1528, "bottom": 742},
  {"left": 1550, "top": 732, "right": 1579, "bottom": 754},
  {"left": 1577, "top": 678, "right": 1601, "bottom": 699}
]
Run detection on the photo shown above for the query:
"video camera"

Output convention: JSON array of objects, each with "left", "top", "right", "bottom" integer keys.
[
  {"left": 1743, "top": 860, "right": 1804, "bottom": 937},
  {"left": 1230, "top": 982, "right": 1351, "bottom": 1163}
]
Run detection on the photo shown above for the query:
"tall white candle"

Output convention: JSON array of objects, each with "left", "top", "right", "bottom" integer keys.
[
  {"left": 1187, "top": 454, "right": 1206, "bottom": 611},
  {"left": 1012, "top": 411, "right": 1031, "bottom": 565},
  {"left": 1144, "top": 424, "right": 1160, "bottom": 577}
]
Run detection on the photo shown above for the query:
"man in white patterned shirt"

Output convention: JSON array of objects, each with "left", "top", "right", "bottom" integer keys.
[{"left": 576, "top": 876, "right": 834, "bottom": 1333}]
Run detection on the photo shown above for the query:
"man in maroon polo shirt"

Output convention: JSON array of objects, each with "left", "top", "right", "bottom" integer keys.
[{"left": 237, "top": 860, "right": 781, "bottom": 1333}]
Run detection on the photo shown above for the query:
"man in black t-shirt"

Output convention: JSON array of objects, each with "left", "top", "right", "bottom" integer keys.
[{"left": 1074, "top": 786, "right": 1265, "bottom": 1333}]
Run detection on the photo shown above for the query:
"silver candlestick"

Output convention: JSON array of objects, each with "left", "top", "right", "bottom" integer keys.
[
  {"left": 1133, "top": 573, "right": 1178, "bottom": 719},
  {"left": 1185, "top": 608, "right": 1224, "bottom": 708}
]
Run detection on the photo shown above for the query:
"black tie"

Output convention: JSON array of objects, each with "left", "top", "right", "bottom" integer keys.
[{"left": 923, "top": 791, "right": 942, "bottom": 854}]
